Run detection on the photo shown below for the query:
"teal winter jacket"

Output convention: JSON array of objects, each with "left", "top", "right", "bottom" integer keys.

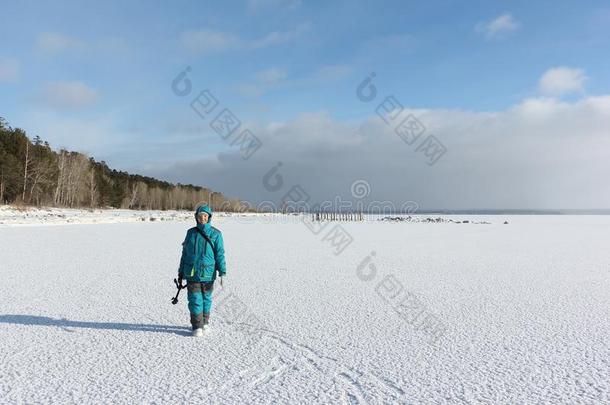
[{"left": 178, "top": 205, "right": 226, "bottom": 282}]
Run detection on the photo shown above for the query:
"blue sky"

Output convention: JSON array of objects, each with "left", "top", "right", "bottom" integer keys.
[{"left": 1, "top": 0, "right": 610, "bottom": 208}]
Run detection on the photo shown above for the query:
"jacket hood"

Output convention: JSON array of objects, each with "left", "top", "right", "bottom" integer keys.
[{"left": 194, "top": 204, "right": 213, "bottom": 224}]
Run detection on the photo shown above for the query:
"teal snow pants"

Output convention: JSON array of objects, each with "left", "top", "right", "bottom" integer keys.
[{"left": 187, "top": 281, "right": 214, "bottom": 329}]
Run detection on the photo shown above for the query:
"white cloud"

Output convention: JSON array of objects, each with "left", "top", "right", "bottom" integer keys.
[
  {"left": 256, "top": 67, "right": 288, "bottom": 84},
  {"left": 40, "top": 81, "right": 99, "bottom": 109},
  {"left": 475, "top": 13, "right": 520, "bottom": 39},
  {"left": 538, "top": 67, "right": 587, "bottom": 96},
  {"left": 251, "top": 23, "right": 309, "bottom": 48},
  {"left": 236, "top": 64, "right": 352, "bottom": 97},
  {"left": 0, "top": 58, "right": 20, "bottom": 82},
  {"left": 146, "top": 94, "right": 610, "bottom": 210},
  {"left": 34, "top": 33, "right": 131, "bottom": 58},
  {"left": 312, "top": 65, "right": 352, "bottom": 81},
  {"left": 20, "top": 109, "right": 125, "bottom": 156},
  {"left": 247, "top": 0, "right": 301, "bottom": 10},
  {"left": 179, "top": 29, "right": 240, "bottom": 53},
  {"left": 96, "top": 37, "right": 131, "bottom": 56},
  {"left": 237, "top": 67, "right": 288, "bottom": 97},
  {"left": 180, "top": 24, "right": 309, "bottom": 54},
  {"left": 35, "top": 32, "right": 84, "bottom": 54}
]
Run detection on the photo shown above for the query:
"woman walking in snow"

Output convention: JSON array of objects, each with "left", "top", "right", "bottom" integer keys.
[{"left": 178, "top": 204, "right": 226, "bottom": 337}]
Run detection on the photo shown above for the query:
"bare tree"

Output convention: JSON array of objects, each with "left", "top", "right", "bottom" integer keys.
[
  {"left": 126, "top": 181, "right": 140, "bottom": 208},
  {"left": 53, "top": 150, "right": 68, "bottom": 205},
  {"left": 28, "top": 157, "right": 55, "bottom": 206},
  {"left": 22, "top": 140, "right": 30, "bottom": 202},
  {"left": 86, "top": 165, "right": 98, "bottom": 208},
  {"left": 0, "top": 168, "right": 5, "bottom": 203}
]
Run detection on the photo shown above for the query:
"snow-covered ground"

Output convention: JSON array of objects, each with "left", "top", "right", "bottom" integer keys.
[
  {"left": 0, "top": 205, "right": 496, "bottom": 227},
  {"left": 1, "top": 215, "right": 609, "bottom": 404},
  {"left": 0, "top": 205, "right": 294, "bottom": 227},
  {"left": 0, "top": 205, "right": 194, "bottom": 226}
]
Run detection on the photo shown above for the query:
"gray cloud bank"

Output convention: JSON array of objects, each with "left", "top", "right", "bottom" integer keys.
[{"left": 144, "top": 95, "right": 610, "bottom": 210}]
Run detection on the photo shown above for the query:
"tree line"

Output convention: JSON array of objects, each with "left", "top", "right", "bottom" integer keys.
[{"left": 0, "top": 117, "right": 249, "bottom": 211}]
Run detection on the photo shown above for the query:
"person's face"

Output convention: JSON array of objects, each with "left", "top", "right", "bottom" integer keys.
[{"left": 197, "top": 212, "right": 209, "bottom": 224}]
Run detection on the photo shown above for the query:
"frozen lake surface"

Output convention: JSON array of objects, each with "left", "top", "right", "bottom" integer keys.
[{"left": 1, "top": 215, "right": 609, "bottom": 404}]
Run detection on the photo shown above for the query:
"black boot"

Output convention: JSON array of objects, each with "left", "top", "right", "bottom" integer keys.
[{"left": 190, "top": 313, "right": 204, "bottom": 330}]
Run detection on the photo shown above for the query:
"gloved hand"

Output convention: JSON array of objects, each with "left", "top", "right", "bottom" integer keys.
[{"left": 178, "top": 274, "right": 183, "bottom": 287}]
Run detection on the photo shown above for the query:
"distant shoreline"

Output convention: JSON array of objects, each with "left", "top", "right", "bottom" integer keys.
[
  {"left": 3, "top": 205, "right": 610, "bottom": 216},
  {"left": 411, "top": 209, "right": 610, "bottom": 215}
]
